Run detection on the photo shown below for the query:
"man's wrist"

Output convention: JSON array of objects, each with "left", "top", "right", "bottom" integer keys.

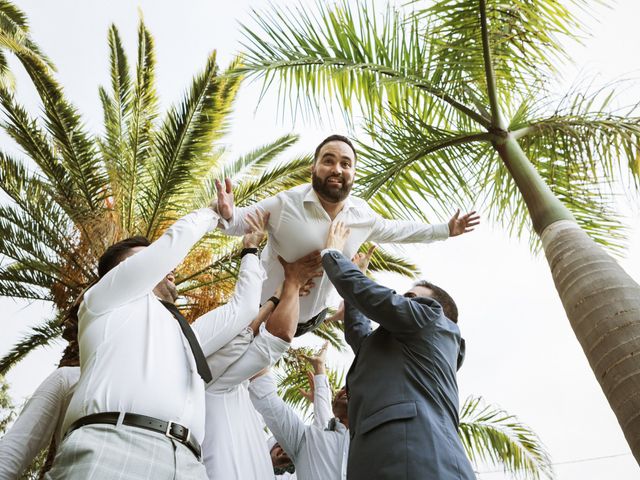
[{"left": 320, "top": 248, "right": 341, "bottom": 257}]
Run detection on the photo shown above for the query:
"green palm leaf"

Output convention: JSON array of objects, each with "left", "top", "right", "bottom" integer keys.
[
  {"left": 0, "top": 317, "right": 62, "bottom": 375},
  {"left": 459, "top": 396, "right": 553, "bottom": 479},
  {"left": 140, "top": 54, "right": 242, "bottom": 236}
]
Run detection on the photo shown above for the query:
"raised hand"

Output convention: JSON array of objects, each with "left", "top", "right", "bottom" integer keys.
[
  {"left": 302, "top": 341, "right": 329, "bottom": 374},
  {"left": 352, "top": 245, "right": 376, "bottom": 273},
  {"left": 243, "top": 210, "right": 270, "bottom": 248},
  {"left": 298, "top": 371, "right": 316, "bottom": 404},
  {"left": 325, "top": 220, "right": 350, "bottom": 251},
  {"left": 448, "top": 210, "right": 480, "bottom": 237},
  {"left": 214, "top": 178, "right": 234, "bottom": 221}
]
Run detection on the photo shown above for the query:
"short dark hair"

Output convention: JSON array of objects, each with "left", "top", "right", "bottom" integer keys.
[
  {"left": 413, "top": 280, "right": 459, "bottom": 323},
  {"left": 313, "top": 134, "right": 357, "bottom": 164},
  {"left": 98, "top": 236, "right": 151, "bottom": 278}
]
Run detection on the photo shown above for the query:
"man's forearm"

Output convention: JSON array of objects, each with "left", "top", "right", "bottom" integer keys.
[{"left": 265, "top": 280, "right": 299, "bottom": 342}]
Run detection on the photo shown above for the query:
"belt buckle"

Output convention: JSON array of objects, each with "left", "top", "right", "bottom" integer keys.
[{"left": 165, "top": 420, "right": 190, "bottom": 443}]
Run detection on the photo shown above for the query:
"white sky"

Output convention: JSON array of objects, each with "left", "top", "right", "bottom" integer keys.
[{"left": 1, "top": 1, "right": 639, "bottom": 479}]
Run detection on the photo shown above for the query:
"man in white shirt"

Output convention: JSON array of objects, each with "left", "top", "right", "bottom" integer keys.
[
  {"left": 249, "top": 347, "right": 350, "bottom": 480},
  {"left": 201, "top": 251, "right": 322, "bottom": 480},
  {"left": 45, "top": 208, "right": 267, "bottom": 479},
  {"left": 215, "top": 134, "right": 480, "bottom": 335}
]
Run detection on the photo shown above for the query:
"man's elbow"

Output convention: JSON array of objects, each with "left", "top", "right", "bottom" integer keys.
[{"left": 266, "top": 323, "right": 295, "bottom": 343}]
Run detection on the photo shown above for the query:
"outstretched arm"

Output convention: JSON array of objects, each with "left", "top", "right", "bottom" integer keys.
[
  {"left": 84, "top": 208, "right": 221, "bottom": 314},
  {"left": 324, "top": 222, "right": 442, "bottom": 334},
  {"left": 368, "top": 209, "right": 479, "bottom": 244},
  {"left": 192, "top": 211, "right": 269, "bottom": 356},
  {"left": 248, "top": 371, "right": 306, "bottom": 462}
]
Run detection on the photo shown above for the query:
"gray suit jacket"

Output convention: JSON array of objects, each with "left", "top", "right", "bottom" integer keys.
[{"left": 323, "top": 251, "right": 476, "bottom": 480}]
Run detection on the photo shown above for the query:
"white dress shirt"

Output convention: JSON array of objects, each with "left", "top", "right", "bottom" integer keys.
[
  {"left": 63, "top": 209, "right": 265, "bottom": 444},
  {"left": 0, "top": 367, "right": 80, "bottom": 480},
  {"left": 203, "top": 324, "right": 290, "bottom": 480},
  {"left": 249, "top": 372, "right": 350, "bottom": 480},
  {"left": 222, "top": 184, "right": 450, "bottom": 322}
]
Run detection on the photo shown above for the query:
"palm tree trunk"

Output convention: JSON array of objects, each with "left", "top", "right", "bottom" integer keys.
[
  {"left": 496, "top": 134, "right": 640, "bottom": 464},
  {"left": 542, "top": 220, "right": 640, "bottom": 462}
]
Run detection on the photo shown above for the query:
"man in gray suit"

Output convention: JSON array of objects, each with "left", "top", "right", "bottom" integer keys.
[{"left": 321, "top": 222, "right": 476, "bottom": 480}]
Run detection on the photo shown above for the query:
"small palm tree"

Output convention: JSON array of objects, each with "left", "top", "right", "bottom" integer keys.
[{"left": 239, "top": 0, "right": 640, "bottom": 461}]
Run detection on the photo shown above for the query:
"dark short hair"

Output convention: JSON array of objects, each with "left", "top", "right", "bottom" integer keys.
[
  {"left": 413, "top": 280, "right": 458, "bottom": 323},
  {"left": 98, "top": 236, "right": 151, "bottom": 278},
  {"left": 313, "top": 134, "right": 357, "bottom": 164}
]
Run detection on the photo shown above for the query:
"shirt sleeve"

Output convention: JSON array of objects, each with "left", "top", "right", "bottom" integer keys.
[
  {"left": 0, "top": 368, "right": 79, "bottom": 479},
  {"left": 206, "top": 328, "right": 253, "bottom": 385},
  {"left": 367, "top": 211, "right": 450, "bottom": 244},
  {"left": 322, "top": 250, "right": 444, "bottom": 334},
  {"left": 210, "top": 325, "right": 289, "bottom": 393},
  {"left": 218, "top": 195, "right": 281, "bottom": 236},
  {"left": 248, "top": 372, "right": 306, "bottom": 462},
  {"left": 311, "top": 374, "right": 332, "bottom": 428},
  {"left": 83, "top": 209, "right": 220, "bottom": 314},
  {"left": 192, "top": 253, "right": 265, "bottom": 357}
]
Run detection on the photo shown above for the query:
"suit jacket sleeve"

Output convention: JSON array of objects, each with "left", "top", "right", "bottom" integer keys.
[
  {"left": 322, "top": 251, "right": 443, "bottom": 334},
  {"left": 344, "top": 302, "right": 372, "bottom": 353}
]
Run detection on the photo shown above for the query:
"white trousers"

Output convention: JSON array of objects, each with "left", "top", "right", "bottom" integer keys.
[{"left": 45, "top": 423, "right": 208, "bottom": 480}]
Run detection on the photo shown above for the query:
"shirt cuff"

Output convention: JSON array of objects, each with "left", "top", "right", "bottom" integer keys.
[
  {"left": 194, "top": 207, "right": 223, "bottom": 232},
  {"left": 433, "top": 222, "right": 450, "bottom": 240},
  {"left": 314, "top": 374, "right": 329, "bottom": 387},
  {"left": 320, "top": 248, "right": 341, "bottom": 257}
]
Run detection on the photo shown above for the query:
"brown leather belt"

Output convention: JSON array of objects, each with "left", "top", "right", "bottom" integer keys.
[{"left": 66, "top": 412, "right": 201, "bottom": 460}]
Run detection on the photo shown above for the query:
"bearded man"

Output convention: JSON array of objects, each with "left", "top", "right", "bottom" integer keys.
[{"left": 216, "top": 134, "right": 479, "bottom": 335}]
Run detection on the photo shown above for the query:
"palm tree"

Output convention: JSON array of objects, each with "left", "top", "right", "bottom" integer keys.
[{"left": 239, "top": 0, "right": 640, "bottom": 462}]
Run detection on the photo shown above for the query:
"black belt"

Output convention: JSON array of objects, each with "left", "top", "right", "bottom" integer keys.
[{"left": 67, "top": 412, "right": 201, "bottom": 460}]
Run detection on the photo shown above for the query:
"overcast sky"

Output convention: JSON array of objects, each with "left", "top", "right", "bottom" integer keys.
[{"left": 1, "top": 1, "right": 639, "bottom": 479}]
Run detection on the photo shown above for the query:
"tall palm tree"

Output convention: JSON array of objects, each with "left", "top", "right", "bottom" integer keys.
[{"left": 239, "top": 0, "right": 640, "bottom": 462}]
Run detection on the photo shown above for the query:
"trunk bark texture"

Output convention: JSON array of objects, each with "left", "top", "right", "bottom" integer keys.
[{"left": 542, "top": 220, "right": 640, "bottom": 463}]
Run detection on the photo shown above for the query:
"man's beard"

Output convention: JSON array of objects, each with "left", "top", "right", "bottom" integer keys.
[{"left": 312, "top": 172, "right": 352, "bottom": 203}]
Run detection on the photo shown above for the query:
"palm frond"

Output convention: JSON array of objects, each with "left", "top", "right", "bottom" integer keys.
[
  {"left": 459, "top": 396, "right": 553, "bottom": 479},
  {"left": 140, "top": 53, "right": 241, "bottom": 236},
  {"left": 122, "top": 19, "right": 158, "bottom": 234},
  {"left": 0, "top": 0, "right": 53, "bottom": 70},
  {"left": 309, "top": 320, "right": 345, "bottom": 350},
  {"left": 13, "top": 50, "right": 105, "bottom": 216},
  {"left": 366, "top": 244, "right": 419, "bottom": 278},
  {"left": 0, "top": 317, "right": 62, "bottom": 375},
  {"left": 240, "top": 0, "right": 487, "bottom": 128},
  {"left": 275, "top": 349, "right": 345, "bottom": 420},
  {"left": 218, "top": 133, "right": 299, "bottom": 180},
  {"left": 416, "top": 0, "right": 590, "bottom": 105},
  {"left": 0, "top": 93, "right": 80, "bottom": 218}
]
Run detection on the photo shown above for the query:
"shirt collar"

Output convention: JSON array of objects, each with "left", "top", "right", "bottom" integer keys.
[{"left": 303, "top": 184, "right": 354, "bottom": 211}]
